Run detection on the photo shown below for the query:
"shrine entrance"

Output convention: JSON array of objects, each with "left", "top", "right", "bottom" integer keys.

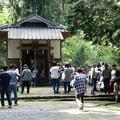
[{"left": 22, "top": 49, "right": 49, "bottom": 85}]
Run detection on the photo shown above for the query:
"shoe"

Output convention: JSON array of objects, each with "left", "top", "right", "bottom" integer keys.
[
  {"left": 91, "top": 92, "right": 96, "bottom": 96},
  {"left": 14, "top": 104, "right": 19, "bottom": 106},
  {"left": 95, "top": 89, "right": 98, "bottom": 91},
  {"left": 56, "top": 91, "right": 60, "bottom": 94},
  {"left": 8, "top": 106, "right": 12, "bottom": 109},
  {"left": 67, "top": 90, "right": 70, "bottom": 93},
  {"left": 79, "top": 106, "right": 83, "bottom": 111},
  {"left": 25, "top": 94, "right": 29, "bottom": 97}
]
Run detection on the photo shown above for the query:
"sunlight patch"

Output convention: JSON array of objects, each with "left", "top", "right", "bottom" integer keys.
[{"left": 58, "top": 109, "right": 86, "bottom": 114}]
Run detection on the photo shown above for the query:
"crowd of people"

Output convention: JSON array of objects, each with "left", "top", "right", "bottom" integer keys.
[
  {"left": 49, "top": 62, "right": 120, "bottom": 110},
  {"left": 0, "top": 62, "right": 120, "bottom": 110},
  {"left": 88, "top": 63, "right": 120, "bottom": 97},
  {"left": 0, "top": 64, "right": 32, "bottom": 108},
  {"left": 49, "top": 62, "right": 86, "bottom": 110},
  {"left": 50, "top": 62, "right": 75, "bottom": 94}
]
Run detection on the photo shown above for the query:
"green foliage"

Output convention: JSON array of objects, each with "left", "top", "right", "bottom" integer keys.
[
  {"left": 0, "top": 1, "right": 13, "bottom": 25},
  {"left": 67, "top": 0, "right": 120, "bottom": 47},
  {"left": 62, "top": 35, "right": 118, "bottom": 67},
  {"left": 73, "top": 44, "right": 87, "bottom": 67},
  {"left": 62, "top": 35, "right": 79, "bottom": 62},
  {"left": 0, "top": 0, "right": 70, "bottom": 24},
  {"left": 0, "top": 41, "right": 6, "bottom": 64}
]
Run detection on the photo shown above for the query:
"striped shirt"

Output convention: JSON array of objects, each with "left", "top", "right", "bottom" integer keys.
[{"left": 74, "top": 73, "right": 87, "bottom": 94}]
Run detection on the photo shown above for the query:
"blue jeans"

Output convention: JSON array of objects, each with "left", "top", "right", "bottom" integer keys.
[
  {"left": 51, "top": 78, "right": 60, "bottom": 93},
  {"left": 31, "top": 78, "right": 36, "bottom": 86},
  {"left": 1, "top": 86, "right": 12, "bottom": 106},
  {"left": 9, "top": 84, "right": 18, "bottom": 105}
]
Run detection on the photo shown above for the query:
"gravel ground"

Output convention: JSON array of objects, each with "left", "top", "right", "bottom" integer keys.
[{"left": 0, "top": 100, "right": 120, "bottom": 120}]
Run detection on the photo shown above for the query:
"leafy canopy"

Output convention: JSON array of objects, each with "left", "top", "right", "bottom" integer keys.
[{"left": 67, "top": 0, "right": 120, "bottom": 47}]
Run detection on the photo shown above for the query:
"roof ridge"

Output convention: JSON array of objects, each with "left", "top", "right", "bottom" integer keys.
[{"left": 10, "top": 13, "right": 57, "bottom": 28}]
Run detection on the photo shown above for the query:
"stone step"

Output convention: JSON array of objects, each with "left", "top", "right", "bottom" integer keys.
[{"left": 15, "top": 94, "right": 116, "bottom": 102}]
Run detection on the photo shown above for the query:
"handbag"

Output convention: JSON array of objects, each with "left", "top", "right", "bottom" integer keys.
[
  {"left": 70, "top": 79, "right": 75, "bottom": 87},
  {"left": 100, "top": 82, "right": 104, "bottom": 89},
  {"left": 61, "top": 72, "right": 65, "bottom": 80}
]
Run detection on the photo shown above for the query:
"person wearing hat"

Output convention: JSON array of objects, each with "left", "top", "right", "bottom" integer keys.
[{"left": 21, "top": 64, "right": 32, "bottom": 95}]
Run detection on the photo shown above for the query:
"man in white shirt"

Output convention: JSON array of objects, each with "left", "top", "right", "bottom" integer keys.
[{"left": 50, "top": 62, "right": 60, "bottom": 94}]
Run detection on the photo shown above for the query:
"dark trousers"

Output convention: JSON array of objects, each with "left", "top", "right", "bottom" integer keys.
[
  {"left": 91, "top": 78, "right": 97, "bottom": 95},
  {"left": 51, "top": 78, "right": 60, "bottom": 93},
  {"left": 76, "top": 93, "right": 84, "bottom": 103},
  {"left": 92, "top": 78, "right": 97, "bottom": 90},
  {"left": 109, "top": 80, "right": 115, "bottom": 93},
  {"left": 63, "top": 82, "right": 71, "bottom": 93},
  {"left": 1, "top": 86, "right": 12, "bottom": 106},
  {"left": 103, "top": 78, "right": 110, "bottom": 94},
  {"left": 21, "top": 81, "right": 30, "bottom": 94}
]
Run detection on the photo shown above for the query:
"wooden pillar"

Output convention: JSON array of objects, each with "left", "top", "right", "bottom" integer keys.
[
  {"left": 34, "top": 49, "right": 36, "bottom": 70},
  {"left": 19, "top": 40, "right": 22, "bottom": 73},
  {"left": 6, "top": 34, "right": 8, "bottom": 65},
  {"left": 47, "top": 41, "right": 51, "bottom": 81}
]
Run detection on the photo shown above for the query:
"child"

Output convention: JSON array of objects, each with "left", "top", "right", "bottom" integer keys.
[{"left": 113, "top": 77, "right": 120, "bottom": 103}]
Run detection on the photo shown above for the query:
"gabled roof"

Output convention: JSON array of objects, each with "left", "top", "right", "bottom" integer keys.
[
  {"left": 10, "top": 13, "right": 57, "bottom": 28},
  {"left": 0, "top": 13, "right": 70, "bottom": 40}
]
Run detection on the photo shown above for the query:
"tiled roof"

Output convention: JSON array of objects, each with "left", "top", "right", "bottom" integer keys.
[{"left": 2, "top": 27, "right": 64, "bottom": 40}]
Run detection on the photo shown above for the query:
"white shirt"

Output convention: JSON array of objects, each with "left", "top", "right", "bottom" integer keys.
[
  {"left": 50, "top": 66, "right": 60, "bottom": 79},
  {"left": 101, "top": 65, "right": 105, "bottom": 71},
  {"left": 111, "top": 70, "right": 116, "bottom": 80},
  {"left": 15, "top": 68, "right": 20, "bottom": 80}
]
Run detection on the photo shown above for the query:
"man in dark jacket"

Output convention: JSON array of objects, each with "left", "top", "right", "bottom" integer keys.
[
  {"left": 0, "top": 66, "right": 12, "bottom": 108},
  {"left": 102, "top": 64, "right": 111, "bottom": 94}
]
